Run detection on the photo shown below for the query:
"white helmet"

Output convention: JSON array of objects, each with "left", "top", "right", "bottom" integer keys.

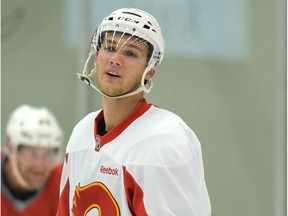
[
  {"left": 94, "top": 8, "right": 165, "bottom": 69},
  {"left": 6, "top": 105, "right": 63, "bottom": 150},
  {"left": 78, "top": 8, "right": 165, "bottom": 99}
]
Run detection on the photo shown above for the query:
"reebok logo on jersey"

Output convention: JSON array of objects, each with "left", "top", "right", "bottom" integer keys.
[{"left": 100, "top": 165, "right": 119, "bottom": 176}]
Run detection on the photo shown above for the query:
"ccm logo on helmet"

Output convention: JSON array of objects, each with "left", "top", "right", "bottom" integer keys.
[
  {"left": 100, "top": 165, "right": 119, "bottom": 176},
  {"left": 117, "top": 17, "right": 139, "bottom": 24}
]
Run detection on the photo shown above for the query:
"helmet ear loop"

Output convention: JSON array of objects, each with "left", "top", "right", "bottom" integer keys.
[
  {"left": 8, "top": 147, "right": 31, "bottom": 189},
  {"left": 141, "top": 63, "right": 155, "bottom": 93},
  {"left": 77, "top": 48, "right": 97, "bottom": 86}
]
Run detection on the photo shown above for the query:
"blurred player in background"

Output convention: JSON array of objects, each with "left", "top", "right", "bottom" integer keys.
[
  {"left": 58, "top": 8, "right": 211, "bottom": 215},
  {"left": 1, "top": 104, "right": 64, "bottom": 216}
]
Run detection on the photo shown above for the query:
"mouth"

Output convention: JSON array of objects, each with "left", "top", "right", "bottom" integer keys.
[{"left": 106, "top": 71, "right": 121, "bottom": 78}]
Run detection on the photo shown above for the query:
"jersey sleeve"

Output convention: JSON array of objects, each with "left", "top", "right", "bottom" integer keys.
[
  {"left": 126, "top": 158, "right": 211, "bottom": 215},
  {"left": 124, "top": 128, "right": 211, "bottom": 216}
]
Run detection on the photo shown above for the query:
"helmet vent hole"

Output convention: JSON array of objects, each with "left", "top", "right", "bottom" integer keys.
[
  {"left": 21, "top": 131, "right": 32, "bottom": 139},
  {"left": 108, "top": 17, "right": 113, "bottom": 21},
  {"left": 39, "top": 119, "right": 50, "bottom": 125},
  {"left": 143, "top": 24, "right": 150, "bottom": 29}
]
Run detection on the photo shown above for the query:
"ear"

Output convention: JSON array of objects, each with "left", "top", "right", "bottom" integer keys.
[{"left": 145, "top": 68, "right": 156, "bottom": 81}]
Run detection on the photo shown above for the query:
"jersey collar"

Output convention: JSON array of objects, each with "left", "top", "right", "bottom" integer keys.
[{"left": 94, "top": 99, "right": 151, "bottom": 151}]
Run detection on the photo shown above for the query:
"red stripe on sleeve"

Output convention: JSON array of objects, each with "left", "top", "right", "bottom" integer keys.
[{"left": 123, "top": 166, "right": 148, "bottom": 216}]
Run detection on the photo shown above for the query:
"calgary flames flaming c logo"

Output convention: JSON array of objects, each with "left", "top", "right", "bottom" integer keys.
[{"left": 72, "top": 182, "right": 120, "bottom": 216}]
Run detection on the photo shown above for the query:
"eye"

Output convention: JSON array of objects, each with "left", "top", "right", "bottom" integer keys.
[
  {"left": 104, "top": 46, "right": 116, "bottom": 53},
  {"left": 125, "top": 50, "right": 138, "bottom": 58}
]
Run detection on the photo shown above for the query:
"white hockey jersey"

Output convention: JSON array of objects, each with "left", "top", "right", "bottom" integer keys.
[{"left": 58, "top": 99, "right": 211, "bottom": 216}]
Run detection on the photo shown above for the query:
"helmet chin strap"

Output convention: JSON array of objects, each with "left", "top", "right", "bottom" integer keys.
[{"left": 77, "top": 52, "right": 154, "bottom": 99}]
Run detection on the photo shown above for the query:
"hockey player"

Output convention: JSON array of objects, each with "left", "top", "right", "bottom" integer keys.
[
  {"left": 58, "top": 8, "right": 211, "bottom": 215},
  {"left": 1, "top": 105, "right": 64, "bottom": 216}
]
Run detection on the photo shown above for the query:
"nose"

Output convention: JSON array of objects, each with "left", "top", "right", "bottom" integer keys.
[{"left": 109, "top": 53, "right": 122, "bottom": 67}]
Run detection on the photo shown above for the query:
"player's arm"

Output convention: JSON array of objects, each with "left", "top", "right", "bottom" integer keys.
[
  {"left": 131, "top": 158, "right": 211, "bottom": 216},
  {"left": 126, "top": 133, "right": 211, "bottom": 215}
]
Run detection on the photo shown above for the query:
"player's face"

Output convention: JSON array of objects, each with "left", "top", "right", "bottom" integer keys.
[
  {"left": 95, "top": 33, "right": 150, "bottom": 97},
  {"left": 16, "top": 145, "right": 57, "bottom": 189}
]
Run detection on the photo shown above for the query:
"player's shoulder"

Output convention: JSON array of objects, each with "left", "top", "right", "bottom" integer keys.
[
  {"left": 149, "top": 105, "right": 182, "bottom": 120},
  {"left": 45, "top": 163, "right": 63, "bottom": 187},
  {"left": 143, "top": 105, "right": 192, "bottom": 134},
  {"left": 123, "top": 106, "right": 200, "bottom": 167},
  {"left": 49, "top": 163, "right": 63, "bottom": 178}
]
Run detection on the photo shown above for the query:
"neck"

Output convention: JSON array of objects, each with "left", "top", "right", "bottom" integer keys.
[{"left": 102, "top": 93, "right": 144, "bottom": 131}]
